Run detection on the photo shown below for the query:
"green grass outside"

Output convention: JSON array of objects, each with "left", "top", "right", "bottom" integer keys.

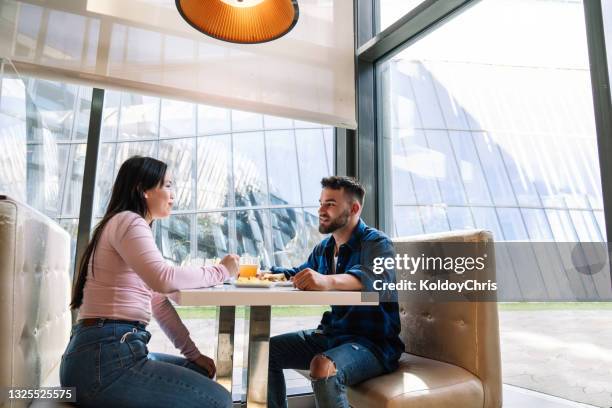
[
  {"left": 176, "top": 303, "right": 612, "bottom": 319},
  {"left": 177, "top": 305, "right": 330, "bottom": 320}
]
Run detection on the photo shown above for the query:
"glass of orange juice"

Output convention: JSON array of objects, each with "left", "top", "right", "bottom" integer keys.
[{"left": 239, "top": 255, "right": 260, "bottom": 278}]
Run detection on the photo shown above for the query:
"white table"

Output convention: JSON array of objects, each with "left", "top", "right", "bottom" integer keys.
[{"left": 170, "top": 285, "right": 378, "bottom": 407}]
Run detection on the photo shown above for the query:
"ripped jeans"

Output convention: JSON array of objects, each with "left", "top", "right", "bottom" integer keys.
[{"left": 268, "top": 329, "right": 385, "bottom": 408}]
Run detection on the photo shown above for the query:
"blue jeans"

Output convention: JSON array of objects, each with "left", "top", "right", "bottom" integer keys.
[
  {"left": 59, "top": 320, "right": 232, "bottom": 408},
  {"left": 268, "top": 329, "right": 386, "bottom": 408}
]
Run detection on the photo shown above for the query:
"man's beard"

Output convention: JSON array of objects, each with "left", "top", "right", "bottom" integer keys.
[{"left": 319, "top": 209, "right": 350, "bottom": 234}]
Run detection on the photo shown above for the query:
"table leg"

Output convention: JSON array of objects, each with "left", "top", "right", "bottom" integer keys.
[
  {"left": 244, "top": 305, "right": 271, "bottom": 407},
  {"left": 215, "top": 306, "right": 236, "bottom": 395}
]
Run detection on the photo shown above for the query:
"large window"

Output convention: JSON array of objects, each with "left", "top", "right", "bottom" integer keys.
[
  {"left": 380, "top": 0, "right": 604, "bottom": 243},
  {"left": 0, "top": 60, "right": 92, "bottom": 269},
  {"left": 95, "top": 90, "right": 334, "bottom": 269},
  {"left": 378, "top": 0, "right": 610, "bottom": 406}
]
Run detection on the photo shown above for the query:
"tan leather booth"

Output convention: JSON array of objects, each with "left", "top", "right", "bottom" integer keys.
[
  {"left": 346, "top": 229, "right": 502, "bottom": 407},
  {"left": 0, "top": 196, "right": 72, "bottom": 408}
]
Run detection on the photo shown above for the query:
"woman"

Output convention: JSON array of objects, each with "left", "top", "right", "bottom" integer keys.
[{"left": 61, "top": 156, "right": 237, "bottom": 408}]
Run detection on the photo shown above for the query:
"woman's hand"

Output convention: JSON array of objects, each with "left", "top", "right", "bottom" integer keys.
[
  {"left": 193, "top": 355, "right": 216, "bottom": 378},
  {"left": 220, "top": 254, "right": 240, "bottom": 278}
]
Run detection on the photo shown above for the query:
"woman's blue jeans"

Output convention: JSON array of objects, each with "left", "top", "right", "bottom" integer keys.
[
  {"left": 268, "top": 329, "right": 386, "bottom": 408},
  {"left": 59, "top": 320, "right": 232, "bottom": 408}
]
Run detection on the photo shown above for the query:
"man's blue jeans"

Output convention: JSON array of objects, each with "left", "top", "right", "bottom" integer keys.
[
  {"left": 268, "top": 329, "right": 386, "bottom": 408},
  {"left": 59, "top": 320, "right": 232, "bottom": 408}
]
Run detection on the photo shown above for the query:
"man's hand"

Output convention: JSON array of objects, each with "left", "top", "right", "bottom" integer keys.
[
  {"left": 193, "top": 355, "right": 216, "bottom": 378},
  {"left": 220, "top": 254, "right": 240, "bottom": 278},
  {"left": 292, "top": 268, "right": 332, "bottom": 291}
]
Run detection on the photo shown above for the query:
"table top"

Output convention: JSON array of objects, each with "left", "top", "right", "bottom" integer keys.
[{"left": 170, "top": 284, "right": 379, "bottom": 306}]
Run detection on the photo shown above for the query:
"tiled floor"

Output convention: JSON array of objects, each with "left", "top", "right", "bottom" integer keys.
[
  {"left": 503, "top": 384, "right": 600, "bottom": 408},
  {"left": 148, "top": 309, "right": 612, "bottom": 407},
  {"left": 499, "top": 310, "right": 612, "bottom": 407}
]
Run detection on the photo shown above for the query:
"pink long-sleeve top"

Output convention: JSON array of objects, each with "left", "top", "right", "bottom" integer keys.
[{"left": 78, "top": 211, "right": 229, "bottom": 361}]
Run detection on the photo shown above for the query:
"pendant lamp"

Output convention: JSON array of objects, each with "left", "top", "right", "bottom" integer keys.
[{"left": 176, "top": 0, "right": 299, "bottom": 44}]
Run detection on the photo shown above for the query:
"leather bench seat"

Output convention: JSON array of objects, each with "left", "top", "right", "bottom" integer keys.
[
  {"left": 297, "top": 353, "right": 484, "bottom": 408},
  {"left": 347, "top": 353, "right": 484, "bottom": 408},
  {"left": 1, "top": 196, "right": 72, "bottom": 408}
]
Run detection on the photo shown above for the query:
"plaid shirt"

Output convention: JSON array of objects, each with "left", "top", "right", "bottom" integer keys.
[{"left": 271, "top": 219, "right": 405, "bottom": 372}]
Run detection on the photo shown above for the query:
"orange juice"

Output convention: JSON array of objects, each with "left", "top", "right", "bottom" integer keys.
[{"left": 239, "top": 264, "right": 259, "bottom": 278}]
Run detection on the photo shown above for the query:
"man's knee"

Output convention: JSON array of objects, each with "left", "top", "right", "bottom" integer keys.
[{"left": 309, "top": 354, "right": 337, "bottom": 379}]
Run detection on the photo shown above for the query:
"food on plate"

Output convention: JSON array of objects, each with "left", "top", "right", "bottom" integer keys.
[
  {"left": 234, "top": 276, "right": 274, "bottom": 287},
  {"left": 235, "top": 273, "right": 287, "bottom": 283},
  {"left": 260, "top": 273, "right": 287, "bottom": 282}
]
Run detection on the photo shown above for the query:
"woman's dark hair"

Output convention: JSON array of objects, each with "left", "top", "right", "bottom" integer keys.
[{"left": 70, "top": 156, "right": 167, "bottom": 309}]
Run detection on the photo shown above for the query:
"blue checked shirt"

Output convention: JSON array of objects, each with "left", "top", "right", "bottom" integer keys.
[{"left": 271, "top": 219, "right": 405, "bottom": 372}]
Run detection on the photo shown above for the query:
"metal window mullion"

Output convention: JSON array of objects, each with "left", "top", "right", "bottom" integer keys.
[
  {"left": 335, "top": 127, "right": 356, "bottom": 177},
  {"left": 356, "top": 59, "right": 377, "bottom": 228},
  {"left": 192, "top": 104, "right": 198, "bottom": 259},
  {"left": 111, "top": 93, "right": 122, "bottom": 182},
  {"left": 584, "top": 0, "right": 612, "bottom": 243},
  {"left": 376, "top": 62, "right": 396, "bottom": 233},
  {"left": 73, "top": 88, "right": 104, "bottom": 322},
  {"left": 261, "top": 125, "right": 274, "bottom": 262},
  {"left": 228, "top": 110, "right": 237, "bottom": 254},
  {"left": 262, "top": 126, "right": 271, "bottom": 208},
  {"left": 154, "top": 97, "right": 161, "bottom": 158}
]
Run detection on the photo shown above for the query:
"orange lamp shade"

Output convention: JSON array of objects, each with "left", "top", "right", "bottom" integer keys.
[{"left": 176, "top": 0, "right": 299, "bottom": 44}]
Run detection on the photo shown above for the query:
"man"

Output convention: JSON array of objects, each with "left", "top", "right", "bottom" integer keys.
[{"left": 267, "top": 176, "right": 404, "bottom": 408}]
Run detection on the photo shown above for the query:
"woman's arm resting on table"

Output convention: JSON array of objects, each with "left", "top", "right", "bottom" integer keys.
[{"left": 111, "top": 213, "right": 229, "bottom": 293}]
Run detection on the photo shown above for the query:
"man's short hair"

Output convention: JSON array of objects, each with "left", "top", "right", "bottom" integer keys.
[{"left": 321, "top": 176, "right": 365, "bottom": 205}]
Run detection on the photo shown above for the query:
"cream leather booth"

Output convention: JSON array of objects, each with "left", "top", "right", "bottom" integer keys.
[
  {"left": 347, "top": 230, "right": 502, "bottom": 407},
  {"left": 0, "top": 196, "right": 72, "bottom": 408}
]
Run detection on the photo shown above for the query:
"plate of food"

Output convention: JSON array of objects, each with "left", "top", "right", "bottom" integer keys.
[
  {"left": 233, "top": 276, "right": 275, "bottom": 288},
  {"left": 232, "top": 273, "right": 291, "bottom": 288}
]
